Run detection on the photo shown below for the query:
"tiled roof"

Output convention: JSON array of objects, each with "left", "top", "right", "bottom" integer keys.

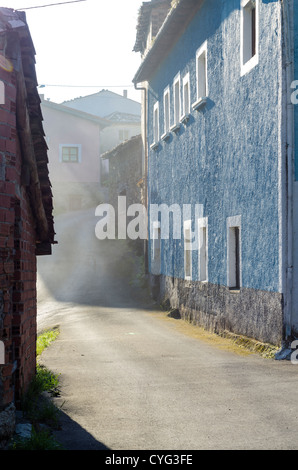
[
  {"left": 133, "top": 0, "right": 203, "bottom": 83},
  {"left": 102, "top": 134, "right": 142, "bottom": 160},
  {"left": 0, "top": 8, "right": 55, "bottom": 251},
  {"left": 133, "top": 0, "right": 172, "bottom": 54},
  {"left": 104, "top": 111, "right": 141, "bottom": 123}
]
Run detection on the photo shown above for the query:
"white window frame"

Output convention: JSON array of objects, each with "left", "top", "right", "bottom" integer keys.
[
  {"left": 227, "top": 215, "right": 242, "bottom": 289},
  {"left": 151, "top": 101, "right": 160, "bottom": 150},
  {"left": 181, "top": 72, "right": 191, "bottom": 123},
  {"left": 170, "top": 72, "right": 181, "bottom": 132},
  {"left": 192, "top": 41, "right": 208, "bottom": 111},
  {"left": 0, "top": 341, "right": 4, "bottom": 365},
  {"left": 198, "top": 217, "right": 208, "bottom": 282},
  {"left": 161, "top": 86, "right": 171, "bottom": 141},
  {"left": 240, "top": 0, "right": 259, "bottom": 76},
  {"left": 119, "top": 129, "right": 129, "bottom": 143},
  {"left": 184, "top": 219, "right": 192, "bottom": 281},
  {"left": 151, "top": 220, "right": 161, "bottom": 275},
  {"left": 59, "top": 144, "right": 82, "bottom": 163}
]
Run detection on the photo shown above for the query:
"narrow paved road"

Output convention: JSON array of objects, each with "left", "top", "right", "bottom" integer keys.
[{"left": 37, "top": 209, "right": 298, "bottom": 450}]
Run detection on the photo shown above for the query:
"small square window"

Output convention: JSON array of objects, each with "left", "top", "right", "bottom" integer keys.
[
  {"left": 60, "top": 145, "right": 81, "bottom": 163},
  {"left": 119, "top": 129, "right": 129, "bottom": 143}
]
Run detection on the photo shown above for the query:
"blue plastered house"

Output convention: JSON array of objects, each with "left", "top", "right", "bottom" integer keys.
[{"left": 133, "top": 0, "right": 298, "bottom": 350}]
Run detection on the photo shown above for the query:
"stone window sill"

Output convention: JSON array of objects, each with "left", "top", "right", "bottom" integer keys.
[
  {"left": 150, "top": 141, "right": 159, "bottom": 151},
  {"left": 161, "top": 132, "right": 171, "bottom": 142},
  {"left": 170, "top": 122, "right": 181, "bottom": 133},
  {"left": 192, "top": 97, "right": 207, "bottom": 111}
]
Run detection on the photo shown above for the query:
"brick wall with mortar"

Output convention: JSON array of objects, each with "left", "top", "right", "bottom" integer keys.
[{"left": 0, "top": 65, "right": 38, "bottom": 409}]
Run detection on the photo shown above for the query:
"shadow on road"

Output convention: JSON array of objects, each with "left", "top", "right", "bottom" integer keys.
[{"left": 53, "top": 408, "right": 110, "bottom": 450}]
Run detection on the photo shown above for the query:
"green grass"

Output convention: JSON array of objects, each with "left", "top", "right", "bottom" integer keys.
[
  {"left": 11, "top": 428, "right": 63, "bottom": 450},
  {"left": 36, "top": 327, "right": 60, "bottom": 357},
  {"left": 27, "top": 364, "right": 60, "bottom": 397},
  {"left": 11, "top": 327, "right": 64, "bottom": 450},
  {"left": 21, "top": 364, "right": 61, "bottom": 428}
]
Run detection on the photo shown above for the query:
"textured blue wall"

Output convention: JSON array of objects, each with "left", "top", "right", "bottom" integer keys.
[{"left": 147, "top": 0, "right": 281, "bottom": 292}]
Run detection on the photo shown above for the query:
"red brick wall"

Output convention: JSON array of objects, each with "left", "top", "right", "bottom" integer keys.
[{"left": 0, "top": 67, "right": 38, "bottom": 409}]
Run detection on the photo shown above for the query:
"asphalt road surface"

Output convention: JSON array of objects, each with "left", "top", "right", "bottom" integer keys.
[{"left": 37, "top": 208, "right": 298, "bottom": 450}]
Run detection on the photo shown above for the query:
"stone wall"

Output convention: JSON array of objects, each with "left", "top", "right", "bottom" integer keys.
[
  {"left": 152, "top": 274, "right": 284, "bottom": 346},
  {"left": 104, "top": 134, "right": 142, "bottom": 210},
  {"left": 102, "top": 135, "right": 143, "bottom": 252}
]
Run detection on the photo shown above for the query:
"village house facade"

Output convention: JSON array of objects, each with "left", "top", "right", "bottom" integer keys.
[
  {"left": 41, "top": 98, "right": 108, "bottom": 212},
  {"left": 62, "top": 90, "right": 141, "bottom": 156},
  {"left": 133, "top": 0, "right": 298, "bottom": 349},
  {"left": 41, "top": 90, "right": 141, "bottom": 212},
  {"left": 0, "top": 8, "right": 55, "bottom": 440}
]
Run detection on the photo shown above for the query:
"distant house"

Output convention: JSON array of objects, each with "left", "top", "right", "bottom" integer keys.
[
  {"left": 0, "top": 8, "right": 54, "bottom": 440},
  {"left": 62, "top": 89, "right": 141, "bottom": 118},
  {"left": 41, "top": 98, "right": 109, "bottom": 212},
  {"left": 41, "top": 90, "right": 141, "bottom": 212},
  {"left": 100, "top": 111, "right": 142, "bottom": 155},
  {"left": 133, "top": 0, "right": 298, "bottom": 350},
  {"left": 63, "top": 89, "right": 141, "bottom": 154}
]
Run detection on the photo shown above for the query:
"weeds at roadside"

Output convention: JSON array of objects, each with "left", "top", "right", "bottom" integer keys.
[
  {"left": 11, "top": 427, "right": 63, "bottom": 450},
  {"left": 20, "top": 364, "right": 61, "bottom": 428},
  {"left": 9, "top": 327, "right": 64, "bottom": 450},
  {"left": 36, "top": 326, "right": 60, "bottom": 357}
]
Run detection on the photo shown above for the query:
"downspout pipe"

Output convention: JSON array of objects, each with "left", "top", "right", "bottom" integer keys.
[
  {"left": 283, "top": 0, "right": 294, "bottom": 341},
  {"left": 276, "top": 0, "right": 294, "bottom": 358}
]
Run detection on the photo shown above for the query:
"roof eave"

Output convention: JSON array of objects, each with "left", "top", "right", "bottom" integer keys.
[
  {"left": 41, "top": 99, "right": 110, "bottom": 128},
  {"left": 133, "top": 0, "right": 204, "bottom": 84},
  {"left": 0, "top": 8, "right": 56, "bottom": 247}
]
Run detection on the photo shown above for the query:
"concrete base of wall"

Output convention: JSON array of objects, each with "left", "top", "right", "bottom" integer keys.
[{"left": 151, "top": 274, "right": 284, "bottom": 346}]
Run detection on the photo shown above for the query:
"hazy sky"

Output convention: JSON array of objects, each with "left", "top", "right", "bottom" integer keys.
[{"left": 0, "top": 0, "right": 144, "bottom": 103}]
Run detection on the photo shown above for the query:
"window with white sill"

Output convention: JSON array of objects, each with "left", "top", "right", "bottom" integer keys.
[
  {"left": 182, "top": 73, "right": 190, "bottom": 122},
  {"left": 171, "top": 73, "right": 181, "bottom": 131},
  {"left": 227, "top": 216, "right": 242, "bottom": 290},
  {"left": 193, "top": 41, "right": 208, "bottom": 110},
  {"left": 162, "top": 86, "right": 170, "bottom": 140},
  {"left": 151, "top": 101, "right": 159, "bottom": 149},
  {"left": 184, "top": 220, "right": 192, "bottom": 281},
  {"left": 151, "top": 221, "right": 161, "bottom": 275},
  {"left": 198, "top": 217, "right": 208, "bottom": 282},
  {"left": 240, "top": 0, "right": 259, "bottom": 76}
]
